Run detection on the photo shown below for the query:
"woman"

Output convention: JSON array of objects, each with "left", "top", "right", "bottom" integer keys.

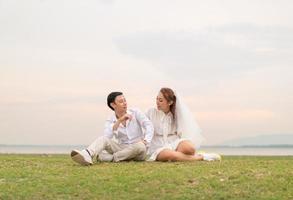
[{"left": 146, "top": 87, "right": 221, "bottom": 162}]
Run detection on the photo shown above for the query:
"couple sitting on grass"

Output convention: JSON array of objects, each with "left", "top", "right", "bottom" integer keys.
[{"left": 71, "top": 87, "right": 221, "bottom": 165}]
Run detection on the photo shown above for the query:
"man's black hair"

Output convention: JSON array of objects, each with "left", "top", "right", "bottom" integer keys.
[{"left": 107, "top": 92, "right": 123, "bottom": 110}]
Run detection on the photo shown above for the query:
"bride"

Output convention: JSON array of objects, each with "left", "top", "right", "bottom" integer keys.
[{"left": 146, "top": 87, "right": 221, "bottom": 162}]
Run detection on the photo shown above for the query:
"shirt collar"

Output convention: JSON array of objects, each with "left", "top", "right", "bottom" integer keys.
[
  {"left": 112, "top": 109, "right": 132, "bottom": 122},
  {"left": 157, "top": 108, "right": 173, "bottom": 119}
]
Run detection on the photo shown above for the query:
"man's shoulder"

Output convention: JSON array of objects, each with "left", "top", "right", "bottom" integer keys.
[
  {"left": 128, "top": 107, "right": 142, "bottom": 113},
  {"left": 146, "top": 107, "right": 158, "bottom": 116},
  {"left": 128, "top": 108, "right": 148, "bottom": 119},
  {"left": 106, "top": 113, "right": 116, "bottom": 122},
  {"left": 146, "top": 107, "right": 157, "bottom": 113}
]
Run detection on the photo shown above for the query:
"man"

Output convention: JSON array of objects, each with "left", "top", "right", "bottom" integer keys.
[{"left": 71, "top": 91, "right": 154, "bottom": 165}]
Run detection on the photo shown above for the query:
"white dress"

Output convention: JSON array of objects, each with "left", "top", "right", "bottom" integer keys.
[{"left": 146, "top": 108, "right": 188, "bottom": 161}]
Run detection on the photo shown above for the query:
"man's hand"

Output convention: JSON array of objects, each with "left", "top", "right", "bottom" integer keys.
[
  {"left": 142, "top": 139, "right": 147, "bottom": 146},
  {"left": 118, "top": 114, "right": 132, "bottom": 123},
  {"left": 113, "top": 114, "right": 132, "bottom": 131}
]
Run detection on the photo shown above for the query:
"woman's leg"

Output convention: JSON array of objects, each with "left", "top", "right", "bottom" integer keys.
[
  {"left": 156, "top": 149, "right": 203, "bottom": 162},
  {"left": 176, "top": 140, "right": 196, "bottom": 155},
  {"left": 175, "top": 140, "right": 222, "bottom": 162}
]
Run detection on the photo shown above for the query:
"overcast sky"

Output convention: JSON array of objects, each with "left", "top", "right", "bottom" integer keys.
[{"left": 0, "top": 0, "right": 292, "bottom": 145}]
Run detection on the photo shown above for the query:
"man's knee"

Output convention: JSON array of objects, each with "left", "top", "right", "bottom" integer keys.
[
  {"left": 134, "top": 142, "right": 146, "bottom": 155},
  {"left": 100, "top": 136, "right": 111, "bottom": 143},
  {"left": 100, "top": 136, "right": 117, "bottom": 154},
  {"left": 112, "top": 142, "right": 146, "bottom": 162}
]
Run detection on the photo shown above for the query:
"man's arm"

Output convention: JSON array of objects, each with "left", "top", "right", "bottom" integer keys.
[
  {"left": 112, "top": 114, "right": 132, "bottom": 131},
  {"left": 103, "top": 119, "right": 115, "bottom": 139},
  {"left": 104, "top": 114, "right": 133, "bottom": 138},
  {"left": 135, "top": 109, "right": 154, "bottom": 145}
]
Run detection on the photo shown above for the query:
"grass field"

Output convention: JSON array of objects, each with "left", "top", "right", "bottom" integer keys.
[{"left": 0, "top": 154, "right": 292, "bottom": 200}]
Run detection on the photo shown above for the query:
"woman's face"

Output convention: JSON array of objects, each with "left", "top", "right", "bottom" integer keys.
[{"left": 156, "top": 92, "right": 170, "bottom": 113}]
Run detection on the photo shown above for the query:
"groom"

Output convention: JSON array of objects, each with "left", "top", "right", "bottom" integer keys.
[{"left": 71, "top": 91, "right": 154, "bottom": 165}]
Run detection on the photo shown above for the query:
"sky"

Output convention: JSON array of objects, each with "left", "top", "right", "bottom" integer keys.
[{"left": 0, "top": 0, "right": 292, "bottom": 145}]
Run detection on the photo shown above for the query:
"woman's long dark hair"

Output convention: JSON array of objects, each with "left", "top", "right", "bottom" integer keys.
[{"left": 160, "top": 87, "right": 177, "bottom": 118}]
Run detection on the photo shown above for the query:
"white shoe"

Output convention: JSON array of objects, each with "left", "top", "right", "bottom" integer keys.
[
  {"left": 71, "top": 149, "right": 93, "bottom": 166},
  {"left": 98, "top": 151, "right": 114, "bottom": 162},
  {"left": 201, "top": 153, "right": 221, "bottom": 161}
]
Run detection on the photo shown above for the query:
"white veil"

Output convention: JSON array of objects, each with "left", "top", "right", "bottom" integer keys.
[{"left": 174, "top": 91, "right": 205, "bottom": 149}]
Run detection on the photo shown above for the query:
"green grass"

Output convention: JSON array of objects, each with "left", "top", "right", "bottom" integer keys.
[{"left": 0, "top": 155, "right": 292, "bottom": 200}]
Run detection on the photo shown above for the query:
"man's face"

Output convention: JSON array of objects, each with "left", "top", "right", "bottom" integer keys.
[{"left": 111, "top": 95, "right": 127, "bottom": 112}]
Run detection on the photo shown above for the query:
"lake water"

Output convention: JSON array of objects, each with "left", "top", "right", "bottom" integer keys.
[{"left": 0, "top": 145, "right": 293, "bottom": 156}]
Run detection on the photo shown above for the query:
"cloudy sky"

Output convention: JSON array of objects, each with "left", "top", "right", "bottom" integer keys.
[{"left": 0, "top": 0, "right": 292, "bottom": 145}]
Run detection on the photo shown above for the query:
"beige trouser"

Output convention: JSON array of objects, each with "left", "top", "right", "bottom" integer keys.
[{"left": 87, "top": 136, "right": 146, "bottom": 162}]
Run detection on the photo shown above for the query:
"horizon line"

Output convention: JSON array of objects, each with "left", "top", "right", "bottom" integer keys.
[{"left": 1, "top": 144, "right": 293, "bottom": 148}]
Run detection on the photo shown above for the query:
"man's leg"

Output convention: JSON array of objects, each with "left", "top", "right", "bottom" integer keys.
[
  {"left": 87, "top": 136, "right": 120, "bottom": 158},
  {"left": 71, "top": 136, "right": 120, "bottom": 165},
  {"left": 98, "top": 151, "right": 115, "bottom": 162},
  {"left": 97, "top": 140, "right": 123, "bottom": 162},
  {"left": 133, "top": 142, "right": 147, "bottom": 161},
  {"left": 113, "top": 141, "right": 146, "bottom": 162}
]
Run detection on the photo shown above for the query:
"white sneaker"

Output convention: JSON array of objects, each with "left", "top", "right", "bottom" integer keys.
[
  {"left": 71, "top": 149, "right": 93, "bottom": 166},
  {"left": 201, "top": 153, "right": 221, "bottom": 161},
  {"left": 98, "top": 151, "right": 114, "bottom": 162}
]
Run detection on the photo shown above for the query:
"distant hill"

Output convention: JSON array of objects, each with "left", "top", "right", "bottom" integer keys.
[{"left": 220, "top": 134, "right": 293, "bottom": 147}]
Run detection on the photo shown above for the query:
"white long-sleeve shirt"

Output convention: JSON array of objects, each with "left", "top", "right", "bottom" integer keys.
[{"left": 103, "top": 108, "right": 154, "bottom": 145}]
